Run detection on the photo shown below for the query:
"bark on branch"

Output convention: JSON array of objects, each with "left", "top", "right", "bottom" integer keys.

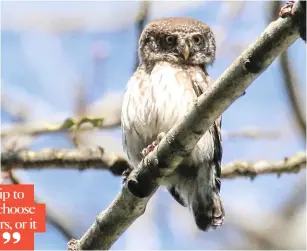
[
  {"left": 1, "top": 149, "right": 305, "bottom": 179},
  {"left": 1, "top": 148, "right": 129, "bottom": 176},
  {"left": 65, "top": 2, "right": 304, "bottom": 249},
  {"left": 221, "top": 152, "right": 306, "bottom": 179}
]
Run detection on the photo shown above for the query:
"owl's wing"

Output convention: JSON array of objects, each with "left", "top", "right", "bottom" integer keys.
[
  {"left": 211, "top": 117, "right": 222, "bottom": 191},
  {"left": 190, "top": 67, "right": 223, "bottom": 192},
  {"left": 168, "top": 66, "right": 223, "bottom": 210}
]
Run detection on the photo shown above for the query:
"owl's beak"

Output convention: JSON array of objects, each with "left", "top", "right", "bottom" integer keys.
[{"left": 183, "top": 43, "right": 190, "bottom": 60}]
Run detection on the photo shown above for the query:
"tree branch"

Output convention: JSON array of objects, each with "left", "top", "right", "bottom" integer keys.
[
  {"left": 1, "top": 149, "right": 305, "bottom": 179},
  {"left": 1, "top": 148, "right": 130, "bottom": 176},
  {"left": 68, "top": 2, "right": 303, "bottom": 248},
  {"left": 0, "top": 118, "right": 120, "bottom": 138},
  {"left": 221, "top": 152, "right": 306, "bottom": 179}
]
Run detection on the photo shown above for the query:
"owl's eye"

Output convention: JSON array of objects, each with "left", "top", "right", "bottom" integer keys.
[
  {"left": 164, "top": 35, "right": 177, "bottom": 45},
  {"left": 193, "top": 35, "right": 203, "bottom": 45}
]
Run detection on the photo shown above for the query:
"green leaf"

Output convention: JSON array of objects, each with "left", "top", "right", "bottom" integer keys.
[
  {"left": 76, "top": 117, "right": 104, "bottom": 129},
  {"left": 60, "top": 118, "right": 75, "bottom": 129}
]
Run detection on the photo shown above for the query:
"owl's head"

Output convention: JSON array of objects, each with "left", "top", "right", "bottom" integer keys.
[{"left": 139, "top": 17, "right": 216, "bottom": 68}]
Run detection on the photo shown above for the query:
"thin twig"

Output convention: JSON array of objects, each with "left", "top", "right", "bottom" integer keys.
[{"left": 1, "top": 118, "right": 120, "bottom": 138}]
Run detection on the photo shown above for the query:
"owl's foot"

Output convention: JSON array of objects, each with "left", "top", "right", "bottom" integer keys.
[
  {"left": 141, "top": 132, "right": 166, "bottom": 157},
  {"left": 279, "top": 0, "right": 295, "bottom": 17},
  {"left": 122, "top": 165, "right": 133, "bottom": 184}
]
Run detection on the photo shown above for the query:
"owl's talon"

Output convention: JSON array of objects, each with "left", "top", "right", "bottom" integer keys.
[
  {"left": 279, "top": 0, "right": 295, "bottom": 17},
  {"left": 147, "top": 144, "right": 155, "bottom": 152},
  {"left": 141, "top": 132, "right": 166, "bottom": 157},
  {"left": 142, "top": 144, "right": 154, "bottom": 157}
]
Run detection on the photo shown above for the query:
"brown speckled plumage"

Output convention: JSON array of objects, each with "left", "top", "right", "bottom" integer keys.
[
  {"left": 121, "top": 17, "right": 224, "bottom": 231},
  {"left": 143, "top": 17, "right": 212, "bottom": 34}
]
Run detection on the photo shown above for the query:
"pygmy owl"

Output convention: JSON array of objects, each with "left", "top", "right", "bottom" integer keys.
[{"left": 121, "top": 17, "right": 224, "bottom": 231}]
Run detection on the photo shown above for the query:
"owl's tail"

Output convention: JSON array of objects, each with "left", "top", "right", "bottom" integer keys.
[
  {"left": 168, "top": 182, "right": 224, "bottom": 231},
  {"left": 167, "top": 161, "right": 225, "bottom": 231},
  {"left": 191, "top": 190, "right": 224, "bottom": 231}
]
